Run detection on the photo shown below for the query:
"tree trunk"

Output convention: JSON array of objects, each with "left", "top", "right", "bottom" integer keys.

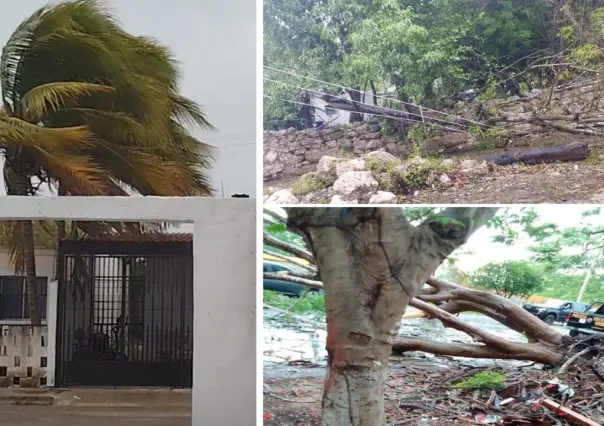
[
  {"left": 21, "top": 220, "right": 41, "bottom": 325},
  {"left": 285, "top": 207, "right": 498, "bottom": 426},
  {"left": 482, "top": 142, "right": 588, "bottom": 166},
  {"left": 577, "top": 253, "right": 599, "bottom": 303},
  {"left": 9, "top": 172, "right": 41, "bottom": 325},
  {"left": 54, "top": 185, "right": 67, "bottom": 280}
]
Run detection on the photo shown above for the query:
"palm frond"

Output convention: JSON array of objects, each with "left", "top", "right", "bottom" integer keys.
[
  {"left": 28, "top": 148, "right": 108, "bottom": 195},
  {"left": 17, "top": 82, "right": 114, "bottom": 122}
]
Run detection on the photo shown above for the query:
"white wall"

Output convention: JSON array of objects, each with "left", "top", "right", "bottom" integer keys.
[
  {"left": 0, "top": 247, "right": 55, "bottom": 387},
  {"left": 0, "top": 197, "right": 256, "bottom": 426},
  {"left": 0, "top": 248, "right": 55, "bottom": 283},
  {"left": 310, "top": 91, "right": 377, "bottom": 124}
]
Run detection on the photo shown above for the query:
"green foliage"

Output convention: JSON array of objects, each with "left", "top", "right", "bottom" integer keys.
[
  {"left": 478, "top": 80, "right": 502, "bottom": 101},
  {"left": 571, "top": 44, "right": 601, "bottom": 65},
  {"left": 264, "top": 0, "right": 555, "bottom": 124},
  {"left": 469, "top": 125, "right": 505, "bottom": 151},
  {"left": 454, "top": 371, "right": 506, "bottom": 390},
  {"left": 263, "top": 290, "right": 325, "bottom": 314},
  {"left": 471, "top": 261, "right": 543, "bottom": 299}
]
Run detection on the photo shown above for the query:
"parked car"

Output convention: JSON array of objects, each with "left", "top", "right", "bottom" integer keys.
[
  {"left": 263, "top": 261, "right": 320, "bottom": 297},
  {"left": 522, "top": 299, "right": 590, "bottom": 325},
  {"left": 566, "top": 302, "right": 604, "bottom": 337}
]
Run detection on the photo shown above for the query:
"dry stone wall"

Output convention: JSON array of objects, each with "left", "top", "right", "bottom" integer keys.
[{"left": 263, "top": 122, "right": 414, "bottom": 180}]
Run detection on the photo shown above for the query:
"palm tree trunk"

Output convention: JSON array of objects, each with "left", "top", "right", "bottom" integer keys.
[
  {"left": 8, "top": 171, "right": 41, "bottom": 325},
  {"left": 54, "top": 185, "right": 66, "bottom": 280},
  {"left": 20, "top": 220, "right": 41, "bottom": 325}
]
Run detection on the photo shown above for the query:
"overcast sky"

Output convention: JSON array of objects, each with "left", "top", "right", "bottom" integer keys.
[{"left": 0, "top": 0, "right": 256, "bottom": 197}]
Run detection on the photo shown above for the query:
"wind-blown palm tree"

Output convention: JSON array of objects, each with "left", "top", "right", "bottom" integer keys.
[{"left": 0, "top": 0, "right": 215, "bottom": 324}]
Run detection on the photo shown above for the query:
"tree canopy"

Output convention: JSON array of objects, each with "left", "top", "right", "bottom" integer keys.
[
  {"left": 470, "top": 261, "right": 543, "bottom": 299},
  {"left": 264, "top": 0, "right": 604, "bottom": 126}
]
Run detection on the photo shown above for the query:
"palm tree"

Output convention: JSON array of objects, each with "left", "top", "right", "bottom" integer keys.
[{"left": 0, "top": 0, "right": 215, "bottom": 324}]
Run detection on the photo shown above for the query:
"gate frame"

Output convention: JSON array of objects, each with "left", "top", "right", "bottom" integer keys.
[
  {"left": 0, "top": 196, "right": 256, "bottom": 426},
  {"left": 55, "top": 239, "right": 195, "bottom": 388}
]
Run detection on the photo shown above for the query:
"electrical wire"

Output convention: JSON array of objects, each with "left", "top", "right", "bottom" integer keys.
[
  {"left": 264, "top": 95, "right": 469, "bottom": 134},
  {"left": 264, "top": 65, "right": 491, "bottom": 128}
]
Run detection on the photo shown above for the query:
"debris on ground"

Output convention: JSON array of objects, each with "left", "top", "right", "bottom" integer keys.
[{"left": 263, "top": 347, "right": 604, "bottom": 425}]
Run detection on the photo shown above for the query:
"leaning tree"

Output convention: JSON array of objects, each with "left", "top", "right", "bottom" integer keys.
[{"left": 263, "top": 207, "right": 593, "bottom": 426}]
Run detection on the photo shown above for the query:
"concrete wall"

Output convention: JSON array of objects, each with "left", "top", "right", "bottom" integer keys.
[
  {"left": 0, "top": 248, "right": 56, "bottom": 387},
  {"left": 0, "top": 197, "right": 256, "bottom": 426}
]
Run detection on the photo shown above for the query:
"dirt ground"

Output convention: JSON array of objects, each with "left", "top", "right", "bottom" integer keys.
[
  {"left": 264, "top": 135, "right": 604, "bottom": 204},
  {"left": 0, "top": 406, "right": 191, "bottom": 426},
  {"left": 263, "top": 360, "right": 485, "bottom": 425}
]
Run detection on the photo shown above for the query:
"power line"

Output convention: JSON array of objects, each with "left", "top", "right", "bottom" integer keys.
[
  {"left": 263, "top": 76, "right": 479, "bottom": 130},
  {"left": 264, "top": 65, "right": 490, "bottom": 128},
  {"left": 264, "top": 95, "right": 469, "bottom": 134}
]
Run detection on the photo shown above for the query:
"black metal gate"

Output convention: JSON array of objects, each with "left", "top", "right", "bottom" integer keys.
[{"left": 55, "top": 240, "right": 193, "bottom": 388}]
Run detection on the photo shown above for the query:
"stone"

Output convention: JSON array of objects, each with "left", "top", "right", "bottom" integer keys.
[
  {"left": 361, "top": 131, "right": 382, "bottom": 140},
  {"left": 338, "top": 138, "right": 352, "bottom": 149},
  {"left": 459, "top": 159, "right": 476, "bottom": 171},
  {"left": 366, "top": 139, "right": 383, "bottom": 150},
  {"left": 325, "top": 140, "right": 338, "bottom": 149},
  {"left": 364, "top": 151, "right": 402, "bottom": 166},
  {"left": 294, "top": 149, "right": 306, "bottom": 155},
  {"left": 369, "top": 191, "right": 397, "bottom": 204},
  {"left": 265, "top": 150, "right": 279, "bottom": 163},
  {"left": 266, "top": 189, "right": 299, "bottom": 204},
  {"left": 317, "top": 156, "right": 344, "bottom": 173},
  {"left": 352, "top": 139, "right": 367, "bottom": 150},
  {"left": 300, "top": 137, "right": 320, "bottom": 147},
  {"left": 323, "top": 130, "right": 344, "bottom": 141},
  {"left": 333, "top": 171, "right": 378, "bottom": 196},
  {"left": 439, "top": 174, "right": 451, "bottom": 184},
  {"left": 336, "top": 158, "right": 366, "bottom": 177},
  {"left": 423, "top": 133, "right": 471, "bottom": 152},
  {"left": 385, "top": 143, "right": 398, "bottom": 155},
  {"left": 330, "top": 194, "right": 357, "bottom": 204}
]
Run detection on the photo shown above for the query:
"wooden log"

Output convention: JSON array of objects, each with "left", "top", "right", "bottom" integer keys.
[{"left": 482, "top": 142, "right": 588, "bottom": 166}]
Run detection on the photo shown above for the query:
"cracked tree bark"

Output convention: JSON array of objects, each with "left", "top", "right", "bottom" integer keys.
[{"left": 284, "top": 207, "right": 498, "bottom": 426}]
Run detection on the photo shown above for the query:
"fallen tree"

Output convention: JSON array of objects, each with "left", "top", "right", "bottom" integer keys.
[
  {"left": 482, "top": 142, "right": 588, "bottom": 166},
  {"left": 263, "top": 207, "right": 596, "bottom": 426}
]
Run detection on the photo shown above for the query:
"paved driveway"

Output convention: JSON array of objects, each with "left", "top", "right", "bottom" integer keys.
[{"left": 0, "top": 406, "right": 191, "bottom": 425}]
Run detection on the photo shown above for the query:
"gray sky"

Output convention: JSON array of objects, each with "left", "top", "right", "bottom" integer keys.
[{"left": 0, "top": 0, "right": 256, "bottom": 197}]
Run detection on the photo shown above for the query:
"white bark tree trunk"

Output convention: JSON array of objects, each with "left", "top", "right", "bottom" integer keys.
[
  {"left": 285, "top": 207, "right": 498, "bottom": 426},
  {"left": 577, "top": 252, "right": 600, "bottom": 303}
]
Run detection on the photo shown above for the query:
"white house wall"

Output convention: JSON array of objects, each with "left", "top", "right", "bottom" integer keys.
[
  {"left": 0, "top": 248, "right": 55, "bottom": 387},
  {"left": 0, "top": 197, "right": 256, "bottom": 426}
]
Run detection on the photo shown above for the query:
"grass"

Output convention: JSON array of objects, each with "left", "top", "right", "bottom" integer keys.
[
  {"left": 454, "top": 371, "right": 506, "bottom": 390},
  {"left": 264, "top": 290, "right": 325, "bottom": 314}
]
